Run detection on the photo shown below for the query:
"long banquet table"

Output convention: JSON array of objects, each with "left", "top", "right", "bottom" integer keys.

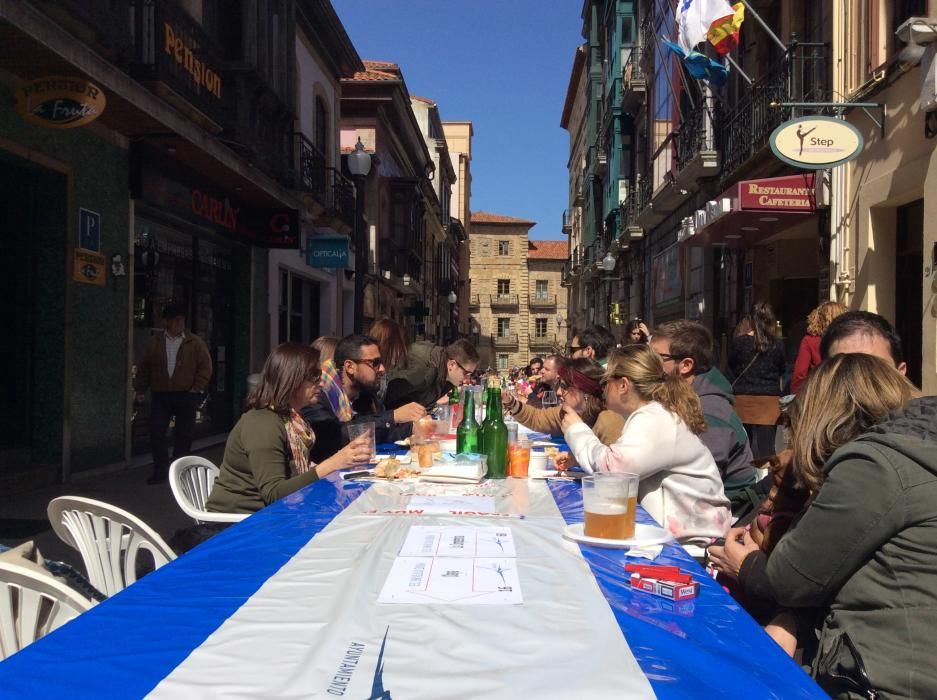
[{"left": 0, "top": 474, "right": 825, "bottom": 698}]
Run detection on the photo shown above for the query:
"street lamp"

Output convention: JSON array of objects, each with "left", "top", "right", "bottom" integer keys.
[
  {"left": 447, "top": 290, "right": 457, "bottom": 342},
  {"left": 347, "top": 137, "right": 372, "bottom": 333}
]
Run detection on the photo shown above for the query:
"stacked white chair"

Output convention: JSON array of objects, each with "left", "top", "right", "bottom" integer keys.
[
  {"left": 47, "top": 496, "right": 176, "bottom": 598},
  {"left": 169, "top": 456, "right": 247, "bottom": 525},
  {"left": 0, "top": 561, "right": 93, "bottom": 660}
]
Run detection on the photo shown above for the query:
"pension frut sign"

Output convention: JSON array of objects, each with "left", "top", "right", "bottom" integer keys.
[
  {"left": 15, "top": 77, "right": 106, "bottom": 128},
  {"left": 770, "top": 116, "right": 863, "bottom": 169}
]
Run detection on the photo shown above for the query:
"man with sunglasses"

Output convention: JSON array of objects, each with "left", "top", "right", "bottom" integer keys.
[
  {"left": 303, "top": 334, "right": 425, "bottom": 463},
  {"left": 567, "top": 325, "right": 615, "bottom": 367},
  {"left": 383, "top": 339, "right": 479, "bottom": 410},
  {"left": 650, "top": 321, "right": 761, "bottom": 519}
]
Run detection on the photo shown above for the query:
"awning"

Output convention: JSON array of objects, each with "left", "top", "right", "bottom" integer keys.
[{"left": 680, "top": 173, "right": 822, "bottom": 248}]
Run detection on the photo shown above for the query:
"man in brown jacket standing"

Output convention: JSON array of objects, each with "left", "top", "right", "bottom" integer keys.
[{"left": 134, "top": 303, "right": 212, "bottom": 484}]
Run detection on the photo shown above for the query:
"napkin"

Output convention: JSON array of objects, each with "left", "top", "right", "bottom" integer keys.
[
  {"left": 418, "top": 456, "right": 486, "bottom": 484},
  {"left": 625, "top": 544, "right": 664, "bottom": 560}
]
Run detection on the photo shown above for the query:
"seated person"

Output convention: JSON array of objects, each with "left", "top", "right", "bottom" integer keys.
[
  {"left": 649, "top": 320, "right": 761, "bottom": 517},
  {"left": 820, "top": 309, "right": 908, "bottom": 374},
  {"left": 302, "top": 334, "right": 426, "bottom": 463},
  {"left": 503, "top": 358, "right": 623, "bottom": 445},
  {"left": 526, "top": 354, "right": 565, "bottom": 408},
  {"left": 707, "top": 354, "right": 933, "bottom": 698},
  {"left": 206, "top": 343, "right": 373, "bottom": 514},
  {"left": 384, "top": 339, "right": 479, "bottom": 409},
  {"left": 560, "top": 344, "right": 731, "bottom": 547},
  {"left": 569, "top": 325, "right": 615, "bottom": 367}
]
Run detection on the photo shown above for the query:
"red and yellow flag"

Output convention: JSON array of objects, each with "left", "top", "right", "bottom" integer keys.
[{"left": 708, "top": 2, "right": 745, "bottom": 56}]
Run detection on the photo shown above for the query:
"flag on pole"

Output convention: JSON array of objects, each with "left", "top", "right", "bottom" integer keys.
[
  {"left": 707, "top": 3, "right": 745, "bottom": 56},
  {"left": 675, "top": 0, "right": 737, "bottom": 54},
  {"left": 662, "top": 39, "right": 730, "bottom": 87}
]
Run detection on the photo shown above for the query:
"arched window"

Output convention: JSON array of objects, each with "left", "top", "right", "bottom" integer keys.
[{"left": 314, "top": 95, "right": 328, "bottom": 155}]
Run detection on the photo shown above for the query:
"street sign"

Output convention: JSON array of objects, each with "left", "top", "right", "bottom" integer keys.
[
  {"left": 770, "top": 116, "right": 863, "bottom": 169},
  {"left": 78, "top": 208, "right": 101, "bottom": 251}
]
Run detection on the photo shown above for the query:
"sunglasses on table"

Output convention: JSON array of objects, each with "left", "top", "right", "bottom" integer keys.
[{"left": 353, "top": 357, "right": 385, "bottom": 370}]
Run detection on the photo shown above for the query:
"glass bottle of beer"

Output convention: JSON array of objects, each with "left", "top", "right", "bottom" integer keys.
[
  {"left": 456, "top": 387, "right": 479, "bottom": 454},
  {"left": 482, "top": 388, "right": 508, "bottom": 478}
]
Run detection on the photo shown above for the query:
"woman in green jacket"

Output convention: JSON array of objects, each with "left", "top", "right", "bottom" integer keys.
[
  {"left": 710, "top": 354, "right": 936, "bottom": 699},
  {"left": 207, "top": 343, "right": 372, "bottom": 514}
]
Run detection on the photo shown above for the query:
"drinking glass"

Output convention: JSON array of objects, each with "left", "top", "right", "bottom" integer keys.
[
  {"left": 581, "top": 472, "right": 639, "bottom": 540},
  {"left": 508, "top": 441, "right": 531, "bottom": 477},
  {"left": 345, "top": 421, "right": 376, "bottom": 462},
  {"left": 541, "top": 390, "right": 559, "bottom": 409}
]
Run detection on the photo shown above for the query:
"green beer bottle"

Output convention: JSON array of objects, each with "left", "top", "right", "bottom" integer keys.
[
  {"left": 456, "top": 387, "right": 480, "bottom": 454},
  {"left": 482, "top": 388, "right": 508, "bottom": 478}
]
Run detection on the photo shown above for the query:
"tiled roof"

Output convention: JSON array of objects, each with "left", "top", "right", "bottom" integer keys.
[
  {"left": 363, "top": 59, "right": 399, "bottom": 70},
  {"left": 347, "top": 68, "right": 398, "bottom": 82},
  {"left": 470, "top": 211, "right": 536, "bottom": 225},
  {"left": 528, "top": 240, "right": 569, "bottom": 259},
  {"left": 411, "top": 95, "right": 436, "bottom": 105}
]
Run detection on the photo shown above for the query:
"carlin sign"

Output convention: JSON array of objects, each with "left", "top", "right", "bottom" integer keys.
[
  {"left": 770, "top": 116, "right": 863, "bottom": 169},
  {"left": 16, "top": 77, "right": 106, "bottom": 129}
]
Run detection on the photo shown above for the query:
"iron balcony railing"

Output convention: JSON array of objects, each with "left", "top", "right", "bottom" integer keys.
[
  {"left": 492, "top": 334, "right": 519, "bottom": 347},
  {"left": 635, "top": 174, "right": 652, "bottom": 216},
  {"left": 676, "top": 105, "right": 717, "bottom": 173},
  {"left": 46, "top": 0, "right": 131, "bottom": 57},
  {"left": 720, "top": 40, "right": 829, "bottom": 180},
  {"left": 490, "top": 294, "right": 519, "bottom": 307},
  {"left": 329, "top": 168, "right": 355, "bottom": 224},
  {"left": 529, "top": 333, "right": 558, "bottom": 348},
  {"left": 529, "top": 293, "right": 557, "bottom": 308},
  {"left": 293, "top": 133, "right": 355, "bottom": 225}
]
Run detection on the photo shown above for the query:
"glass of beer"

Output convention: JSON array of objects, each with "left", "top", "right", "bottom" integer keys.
[{"left": 582, "top": 473, "right": 639, "bottom": 540}]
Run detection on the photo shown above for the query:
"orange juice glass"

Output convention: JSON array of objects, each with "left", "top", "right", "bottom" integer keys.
[{"left": 508, "top": 442, "right": 531, "bottom": 477}]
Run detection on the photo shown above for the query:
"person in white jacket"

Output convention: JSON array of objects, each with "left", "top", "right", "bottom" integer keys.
[{"left": 561, "top": 344, "right": 731, "bottom": 547}]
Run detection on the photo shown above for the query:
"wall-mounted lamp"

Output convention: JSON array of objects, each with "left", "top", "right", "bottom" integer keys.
[
  {"left": 447, "top": 290, "right": 457, "bottom": 304},
  {"left": 403, "top": 273, "right": 412, "bottom": 286}
]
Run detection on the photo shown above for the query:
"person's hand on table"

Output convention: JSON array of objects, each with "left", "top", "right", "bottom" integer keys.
[
  {"left": 560, "top": 405, "right": 583, "bottom": 432},
  {"left": 707, "top": 526, "right": 759, "bottom": 580},
  {"left": 394, "top": 402, "right": 427, "bottom": 424}
]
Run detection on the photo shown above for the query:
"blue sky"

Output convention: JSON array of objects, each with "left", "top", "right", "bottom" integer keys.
[{"left": 332, "top": 1, "right": 584, "bottom": 241}]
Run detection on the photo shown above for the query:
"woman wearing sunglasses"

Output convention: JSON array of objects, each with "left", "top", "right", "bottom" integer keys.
[
  {"left": 560, "top": 344, "right": 731, "bottom": 547},
  {"left": 502, "top": 358, "right": 624, "bottom": 445},
  {"left": 207, "top": 343, "right": 373, "bottom": 515}
]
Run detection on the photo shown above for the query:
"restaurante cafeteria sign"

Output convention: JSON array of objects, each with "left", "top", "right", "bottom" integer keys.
[
  {"left": 15, "top": 77, "right": 106, "bottom": 128},
  {"left": 770, "top": 116, "right": 863, "bottom": 169}
]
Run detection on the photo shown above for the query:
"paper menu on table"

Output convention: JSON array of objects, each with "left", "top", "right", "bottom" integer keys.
[
  {"left": 406, "top": 495, "right": 497, "bottom": 515},
  {"left": 398, "top": 526, "right": 517, "bottom": 558},
  {"left": 376, "top": 556, "right": 522, "bottom": 605}
]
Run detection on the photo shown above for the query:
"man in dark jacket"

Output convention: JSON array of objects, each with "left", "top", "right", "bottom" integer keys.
[
  {"left": 302, "top": 335, "right": 425, "bottom": 463},
  {"left": 134, "top": 303, "right": 213, "bottom": 485},
  {"left": 383, "top": 339, "right": 479, "bottom": 410},
  {"left": 651, "top": 321, "right": 762, "bottom": 518}
]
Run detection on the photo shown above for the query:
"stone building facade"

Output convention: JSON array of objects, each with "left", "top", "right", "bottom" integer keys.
[{"left": 468, "top": 212, "right": 569, "bottom": 370}]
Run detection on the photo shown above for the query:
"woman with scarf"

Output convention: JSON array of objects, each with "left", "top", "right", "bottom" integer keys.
[
  {"left": 502, "top": 358, "right": 624, "bottom": 445},
  {"left": 206, "top": 343, "right": 372, "bottom": 514}
]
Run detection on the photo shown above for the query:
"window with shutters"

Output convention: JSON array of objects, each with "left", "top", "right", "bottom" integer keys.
[
  {"left": 497, "top": 318, "right": 511, "bottom": 337},
  {"left": 535, "top": 280, "right": 549, "bottom": 299},
  {"left": 498, "top": 240, "right": 510, "bottom": 256},
  {"left": 535, "top": 318, "right": 548, "bottom": 337},
  {"left": 497, "top": 279, "right": 511, "bottom": 295},
  {"left": 497, "top": 354, "right": 509, "bottom": 370}
]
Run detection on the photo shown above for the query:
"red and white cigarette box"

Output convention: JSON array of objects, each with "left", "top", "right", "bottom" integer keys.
[{"left": 629, "top": 573, "right": 700, "bottom": 601}]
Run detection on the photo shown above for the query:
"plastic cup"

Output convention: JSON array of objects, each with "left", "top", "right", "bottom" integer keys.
[
  {"left": 345, "top": 421, "right": 376, "bottom": 462},
  {"left": 508, "top": 441, "right": 531, "bottom": 478},
  {"left": 582, "top": 472, "right": 639, "bottom": 540},
  {"left": 506, "top": 420, "right": 519, "bottom": 444}
]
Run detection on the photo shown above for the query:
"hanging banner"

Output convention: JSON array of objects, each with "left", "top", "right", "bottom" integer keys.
[
  {"left": 15, "top": 77, "right": 106, "bottom": 129},
  {"left": 770, "top": 116, "right": 863, "bottom": 169}
]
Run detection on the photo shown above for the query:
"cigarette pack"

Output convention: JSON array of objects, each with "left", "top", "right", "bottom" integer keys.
[{"left": 629, "top": 573, "right": 700, "bottom": 601}]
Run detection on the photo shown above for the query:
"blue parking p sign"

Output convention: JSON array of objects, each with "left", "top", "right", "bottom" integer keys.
[{"left": 78, "top": 208, "right": 101, "bottom": 252}]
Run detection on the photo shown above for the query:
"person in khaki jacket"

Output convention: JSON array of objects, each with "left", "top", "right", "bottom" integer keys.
[{"left": 134, "top": 303, "right": 212, "bottom": 484}]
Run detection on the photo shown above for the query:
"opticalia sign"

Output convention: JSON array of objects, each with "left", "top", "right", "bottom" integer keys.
[
  {"left": 15, "top": 76, "right": 106, "bottom": 129},
  {"left": 306, "top": 235, "right": 350, "bottom": 268},
  {"left": 770, "top": 116, "right": 863, "bottom": 169}
]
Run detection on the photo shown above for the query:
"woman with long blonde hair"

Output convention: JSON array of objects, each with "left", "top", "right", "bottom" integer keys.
[
  {"left": 708, "top": 354, "right": 936, "bottom": 698},
  {"left": 560, "top": 344, "right": 731, "bottom": 546},
  {"left": 789, "top": 301, "right": 848, "bottom": 394}
]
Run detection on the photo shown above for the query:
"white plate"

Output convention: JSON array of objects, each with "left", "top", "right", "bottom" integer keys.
[{"left": 562, "top": 522, "right": 674, "bottom": 549}]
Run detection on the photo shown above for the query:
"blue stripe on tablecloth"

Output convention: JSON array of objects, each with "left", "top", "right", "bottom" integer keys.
[
  {"left": 546, "top": 479, "right": 826, "bottom": 700},
  {"left": 0, "top": 477, "right": 371, "bottom": 699}
]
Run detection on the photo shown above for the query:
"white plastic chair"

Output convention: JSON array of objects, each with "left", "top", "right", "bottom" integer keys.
[
  {"left": 169, "top": 456, "right": 247, "bottom": 525},
  {"left": 47, "top": 496, "right": 176, "bottom": 598},
  {"left": 0, "top": 561, "right": 93, "bottom": 660}
]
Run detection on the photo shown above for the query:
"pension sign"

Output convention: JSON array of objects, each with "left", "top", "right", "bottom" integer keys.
[
  {"left": 15, "top": 76, "right": 106, "bottom": 129},
  {"left": 770, "top": 116, "right": 863, "bottom": 169}
]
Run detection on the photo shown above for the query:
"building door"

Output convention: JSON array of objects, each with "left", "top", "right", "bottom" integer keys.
[
  {"left": 895, "top": 200, "right": 923, "bottom": 386},
  {"left": 0, "top": 155, "right": 66, "bottom": 474},
  {"left": 278, "top": 269, "right": 321, "bottom": 344}
]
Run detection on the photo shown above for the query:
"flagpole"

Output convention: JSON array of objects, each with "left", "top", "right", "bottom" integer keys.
[
  {"left": 737, "top": 0, "right": 788, "bottom": 53},
  {"left": 724, "top": 54, "right": 752, "bottom": 85},
  {"left": 648, "top": 0, "right": 694, "bottom": 115}
]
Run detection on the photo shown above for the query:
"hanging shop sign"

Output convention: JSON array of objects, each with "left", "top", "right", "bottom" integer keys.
[
  {"left": 15, "top": 77, "right": 106, "bottom": 129},
  {"left": 136, "top": 167, "right": 299, "bottom": 248},
  {"left": 305, "top": 235, "right": 349, "bottom": 268},
  {"left": 770, "top": 116, "right": 863, "bottom": 169},
  {"left": 73, "top": 249, "right": 106, "bottom": 286}
]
